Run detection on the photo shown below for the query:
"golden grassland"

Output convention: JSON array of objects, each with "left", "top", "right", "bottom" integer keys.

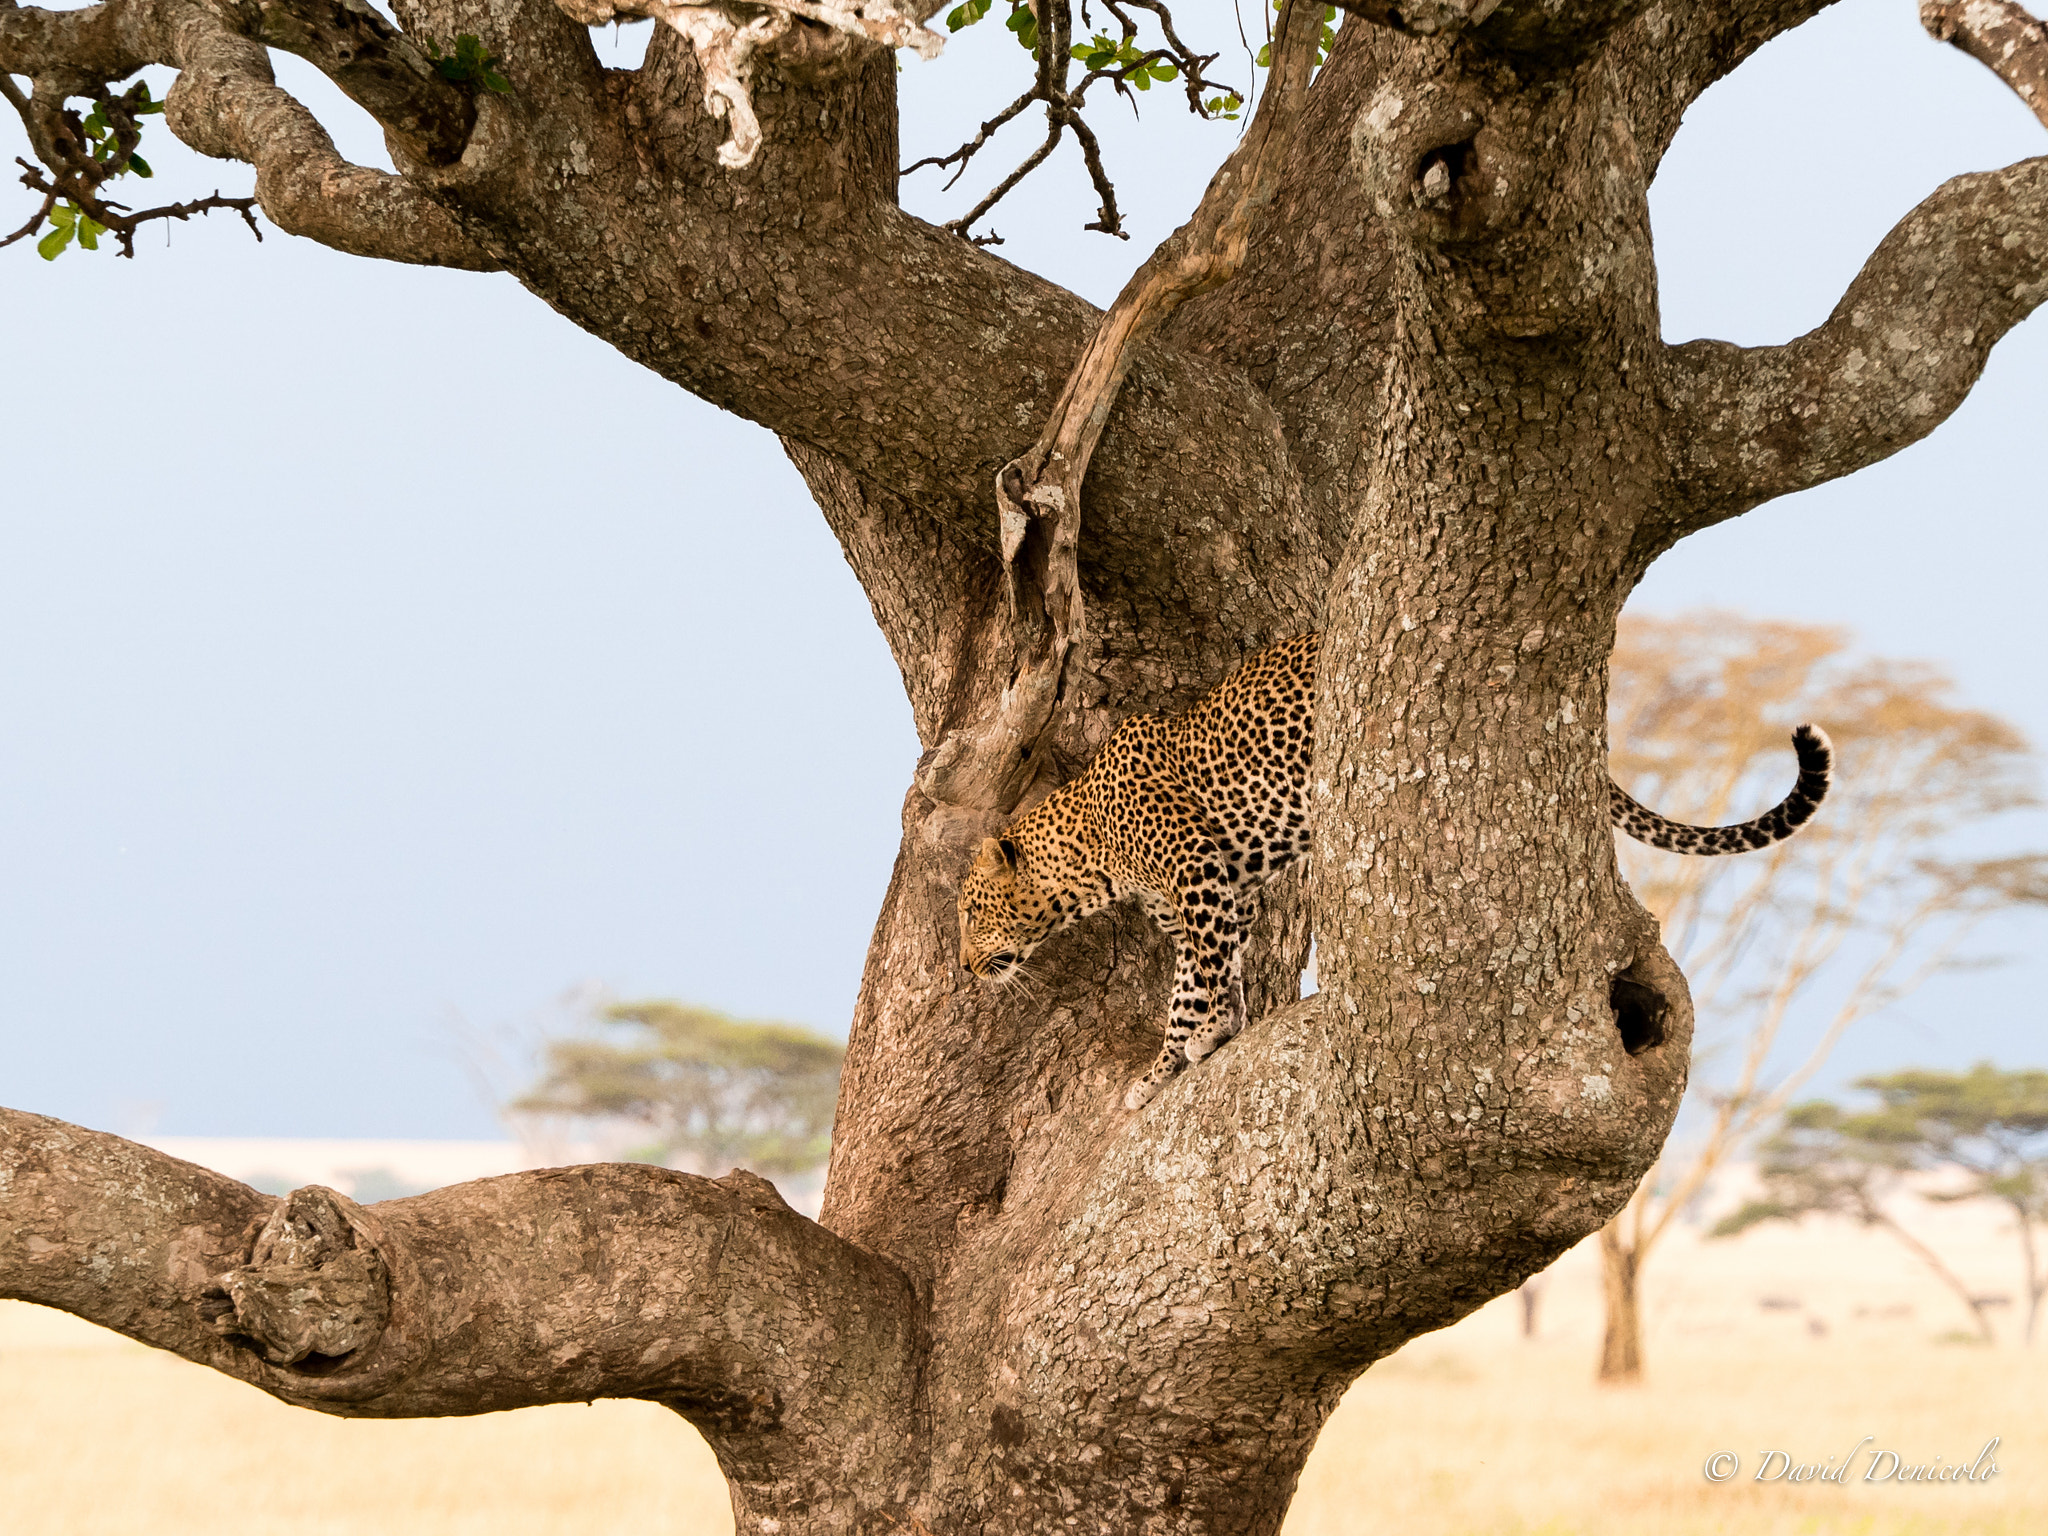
[{"left": 3, "top": 1195, "right": 2041, "bottom": 1536}]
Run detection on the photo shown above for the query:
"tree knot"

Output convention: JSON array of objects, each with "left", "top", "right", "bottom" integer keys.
[{"left": 203, "top": 1185, "right": 390, "bottom": 1368}]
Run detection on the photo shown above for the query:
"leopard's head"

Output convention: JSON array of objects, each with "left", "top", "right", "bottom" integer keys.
[{"left": 958, "top": 835, "right": 1059, "bottom": 982}]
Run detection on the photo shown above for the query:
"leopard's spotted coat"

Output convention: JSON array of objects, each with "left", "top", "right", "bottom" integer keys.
[{"left": 958, "top": 632, "right": 1833, "bottom": 1109}]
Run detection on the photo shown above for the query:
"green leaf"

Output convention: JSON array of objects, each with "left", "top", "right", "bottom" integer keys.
[
  {"left": 49, "top": 202, "right": 75, "bottom": 229},
  {"left": 945, "top": 0, "right": 991, "bottom": 31},
  {"left": 128, "top": 153, "right": 153, "bottom": 179},
  {"left": 77, "top": 218, "right": 100, "bottom": 251},
  {"left": 1255, "top": 41, "right": 1271, "bottom": 67},
  {"left": 37, "top": 223, "right": 73, "bottom": 260},
  {"left": 430, "top": 33, "right": 510, "bottom": 90},
  {"left": 1204, "top": 90, "right": 1245, "bottom": 121},
  {"left": 1004, "top": 4, "right": 1037, "bottom": 50},
  {"left": 1150, "top": 62, "right": 1177, "bottom": 81},
  {"left": 137, "top": 99, "right": 165, "bottom": 115}
]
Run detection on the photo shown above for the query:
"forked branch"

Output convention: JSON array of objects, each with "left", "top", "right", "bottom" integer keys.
[
  {"left": 915, "top": 0, "right": 1323, "bottom": 813},
  {"left": 0, "top": 76, "right": 259, "bottom": 257},
  {"left": 903, "top": 0, "right": 1241, "bottom": 242}
]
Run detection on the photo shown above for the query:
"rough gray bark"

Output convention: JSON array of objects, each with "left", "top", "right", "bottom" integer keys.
[{"left": 4, "top": 0, "right": 2045, "bottom": 1532}]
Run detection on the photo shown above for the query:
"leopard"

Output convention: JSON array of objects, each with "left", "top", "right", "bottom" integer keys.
[{"left": 958, "top": 631, "right": 1835, "bottom": 1111}]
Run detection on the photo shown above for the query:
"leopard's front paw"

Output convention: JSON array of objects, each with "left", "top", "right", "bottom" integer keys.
[
  {"left": 1124, "top": 1075, "right": 1164, "bottom": 1111},
  {"left": 1184, "top": 1012, "right": 1244, "bottom": 1065}
]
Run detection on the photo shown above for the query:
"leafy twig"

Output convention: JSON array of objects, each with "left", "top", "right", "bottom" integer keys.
[{"left": 3, "top": 80, "right": 263, "bottom": 260}]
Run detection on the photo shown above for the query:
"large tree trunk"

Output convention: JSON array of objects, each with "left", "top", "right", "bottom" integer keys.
[{"left": 5, "top": 0, "right": 2046, "bottom": 1531}]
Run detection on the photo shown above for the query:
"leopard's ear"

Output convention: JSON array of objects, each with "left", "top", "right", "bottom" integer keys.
[{"left": 974, "top": 836, "right": 1020, "bottom": 877}]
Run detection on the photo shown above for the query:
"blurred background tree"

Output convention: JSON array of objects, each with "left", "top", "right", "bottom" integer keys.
[
  {"left": 1720, "top": 1065, "right": 2048, "bottom": 1345},
  {"left": 1590, "top": 612, "right": 2048, "bottom": 1383},
  {"left": 1710, "top": 1097, "right": 1998, "bottom": 1343},
  {"left": 512, "top": 1000, "right": 844, "bottom": 1177}
]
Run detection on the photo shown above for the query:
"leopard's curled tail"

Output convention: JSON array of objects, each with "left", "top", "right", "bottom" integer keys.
[{"left": 1609, "top": 725, "right": 1834, "bottom": 856}]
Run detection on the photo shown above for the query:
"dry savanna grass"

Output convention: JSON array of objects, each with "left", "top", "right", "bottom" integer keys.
[{"left": 3, "top": 1194, "right": 2041, "bottom": 1535}]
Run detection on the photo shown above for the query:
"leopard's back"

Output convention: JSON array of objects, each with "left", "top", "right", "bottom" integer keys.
[
  {"left": 999, "top": 633, "right": 1318, "bottom": 910},
  {"left": 1169, "top": 631, "right": 1318, "bottom": 886}
]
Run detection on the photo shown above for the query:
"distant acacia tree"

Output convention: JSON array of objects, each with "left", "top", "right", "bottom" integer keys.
[
  {"left": 1865, "top": 1066, "right": 2048, "bottom": 1344},
  {"left": 1591, "top": 612, "right": 2048, "bottom": 1382},
  {"left": 1719, "top": 1066, "right": 2048, "bottom": 1344},
  {"left": 1713, "top": 1097, "right": 1999, "bottom": 1342},
  {"left": 514, "top": 999, "right": 844, "bottom": 1176}
]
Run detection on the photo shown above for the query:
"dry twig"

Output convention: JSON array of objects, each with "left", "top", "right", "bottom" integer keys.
[{"left": 903, "top": 0, "right": 1251, "bottom": 242}]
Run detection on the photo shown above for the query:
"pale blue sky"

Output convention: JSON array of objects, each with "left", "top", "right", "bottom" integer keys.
[{"left": 2, "top": 0, "right": 2042, "bottom": 1139}]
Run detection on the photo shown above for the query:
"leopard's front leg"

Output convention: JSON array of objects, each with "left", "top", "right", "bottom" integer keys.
[{"left": 1123, "top": 878, "right": 1244, "bottom": 1110}]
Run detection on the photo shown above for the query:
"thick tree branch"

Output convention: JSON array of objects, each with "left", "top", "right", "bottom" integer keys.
[
  {"left": 0, "top": 1110, "right": 917, "bottom": 1482},
  {"left": 1332, "top": 0, "right": 1661, "bottom": 64},
  {"left": 913, "top": 0, "right": 1322, "bottom": 815},
  {"left": 1330, "top": 0, "right": 1501, "bottom": 35},
  {"left": 0, "top": 0, "right": 161, "bottom": 84},
  {"left": 1663, "top": 82, "right": 2047, "bottom": 522},
  {"left": 1624, "top": 2, "right": 1845, "bottom": 168},
  {"left": 549, "top": 0, "right": 940, "bottom": 171},
  {"left": 249, "top": 0, "right": 477, "bottom": 167},
  {"left": 167, "top": 7, "right": 496, "bottom": 265},
  {"left": 1471, "top": 0, "right": 1654, "bottom": 65}
]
